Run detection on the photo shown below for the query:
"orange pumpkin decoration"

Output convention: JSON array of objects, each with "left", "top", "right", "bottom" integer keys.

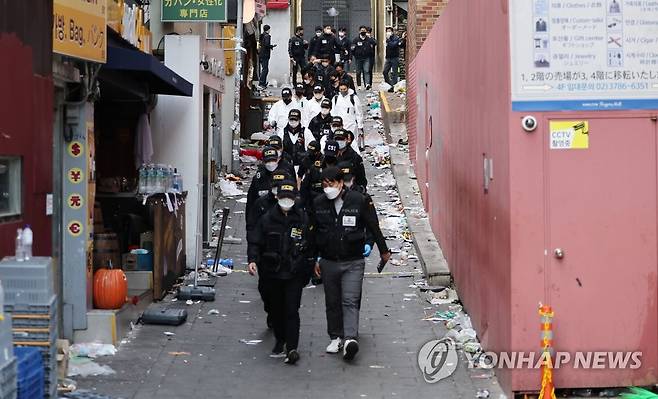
[{"left": 93, "top": 268, "right": 128, "bottom": 309}]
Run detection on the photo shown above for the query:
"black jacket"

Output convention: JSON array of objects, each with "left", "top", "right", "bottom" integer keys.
[
  {"left": 312, "top": 189, "right": 388, "bottom": 261},
  {"left": 336, "top": 36, "right": 352, "bottom": 61},
  {"left": 351, "top": 36, "right": 376, "bottom": 59},
  {"left": 317, "top": 33, "right": 338, "bottom": 60},
  {"left": 299, "top": 156, "right": 324, "bottom": 206},
  {"left": 282, "top": 125, "right": 307, "bottom": 166},
  {"left": 308, "top": 35, "right": 322, "bottom": 58},
  {"left": 385, "top": 35, "right": 404, "bottom": 59},
  {"left": 259, "top": 32, "right": 274, "bottom": 58},
  {"left": 248, "top": 205, "right": 316, "bottom": 279},
  {"left": 337, "top": 147, "right": 367, "bottom": 188},
  {"left": 308, "top": 113, "right": 333, "bottom": 139},
  {"left": 246, "top": 192, "right": 277, "bottom": 249},
  {"left": 246, "top": 162, "right": 295, "bottom": 219},
  {"left": 288, "top": 34, "right": 307, "bottom": 59}
]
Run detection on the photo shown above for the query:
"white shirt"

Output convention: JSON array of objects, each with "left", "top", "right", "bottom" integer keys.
[
  {"left": 304, "top": 96, "right": 326, "bottom": 127},
  {"left": 268, "top": 98, "right": 302, "bottom": 135},
  {"left": 332, "top": 89, "right": 363, "bottom": 135}
]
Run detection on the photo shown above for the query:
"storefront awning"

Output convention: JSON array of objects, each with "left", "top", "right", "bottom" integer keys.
[
  {"left": 103, "top": 46, "right": 193, "bottom": 97},
  {"left": 394, "top": 1, "right": 408, "bottom": 12}
]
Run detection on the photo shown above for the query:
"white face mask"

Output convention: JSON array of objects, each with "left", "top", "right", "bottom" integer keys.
[
  {"left": 304, "top": 79, "right": 311, "bottom": 84},
  {"left": 265, "top": 162, "right": 278, "bottom": 172},
  {"left": 331, "top": 126, "right": 338, "bottom": 132},
  {"left": 339, "top": 32, "right": 345, "bottom": 37},
  {"left": 289, "top": 120, "right": 300, "bottom": 128},
  {"left": 321, "top": 108, "right": 330, "bottom": 116},
  {"left": 278, "top": 198, "right": 295, "bottom": 211},
  {"left": 386, "top": 32, "right": 392, "bottom": 38},
  {"left": 277, "top": 150, "right": 283, "bottom": 158},
  {"left": 324, "top": 186, "right": 341, "bottom": 200},
  {"left": 316, "top": 32, "right": 322, "bottom": 37},
  {"left": 345, "top": 179, "right": 354, "bottom": 188},
  {"left": 314, "top": 93, "right": 323, "bottom": 100},
  {"left": 271, "top": 187, "right": 278, "bottom": 196},
  {"left": 337, "top": 140, "right": 347, "bottom": 149}
]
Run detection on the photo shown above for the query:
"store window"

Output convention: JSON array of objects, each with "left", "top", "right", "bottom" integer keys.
[{"left": 0, "top": 156, "right": 22, "bottom": 221}]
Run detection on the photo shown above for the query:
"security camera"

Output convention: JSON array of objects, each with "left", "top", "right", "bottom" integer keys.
[{"left": 522, "top": 115, "right": 537, "bottom": 132}]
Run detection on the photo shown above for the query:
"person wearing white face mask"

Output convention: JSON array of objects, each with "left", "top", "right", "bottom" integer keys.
[
  {"left": 268, "top": 87, "right": 298, "bottom": 135},
  {"left": 331, "top": 81, "right": 363, "bottom": 153},
  {"left": 246, "top": 168, "right": 293, "bottom": 330},
  {"left": 280, "top": 109, "right": 310, "bottom": 173},
  {"left": 333, "top": 129, "right": 367, "bottom": 188},
  {"left": 305, "top": 85, "right": 331, "bottom": 133},
  {"left": 383, "top": 27, "right": 406, "bottom": 91},
  {"left": 247, "top": 146, "right": 290, "bottom": 223},
  {"left": 311, "top": 166, "right": 390, "bottom": 361},
  {"left": 308, "top": 26, "right": 323, "bottom": 60},
  {"left": 248, "top": 180, "right": 316, "bottom": 365}
]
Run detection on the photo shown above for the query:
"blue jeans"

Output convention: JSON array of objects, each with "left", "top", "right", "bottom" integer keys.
[
  {"left": 259, "top": 57, "right": 270, "bottom": 86},
  {"left": 383, "top": 57, "right": 400, "bottom": 86},
  {"left": 354, "top": 58, "right": 372, "bottom": 88}
]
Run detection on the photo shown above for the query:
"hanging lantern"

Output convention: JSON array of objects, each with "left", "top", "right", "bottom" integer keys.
[{"left": 327, "top": 7, "right": 339, "bottom": 16}]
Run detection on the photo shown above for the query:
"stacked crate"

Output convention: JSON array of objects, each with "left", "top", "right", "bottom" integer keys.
[
  {"left": 14, "top": 347, "right": 44, "bottom": 399},
  {"left": 0, "top": 257, "right": 58, "bottom": 398},
  {"left": 0, "top": 313, "right": 17, "bottom": 399}
]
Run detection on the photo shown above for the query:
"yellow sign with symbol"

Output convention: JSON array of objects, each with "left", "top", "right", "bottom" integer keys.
[{"left": 549, "top": 120, "right": 589, "bottom": 150}]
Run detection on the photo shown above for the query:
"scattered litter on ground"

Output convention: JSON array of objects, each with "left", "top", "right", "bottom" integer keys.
[
  {"left": 208, "top": 309, "right": 220, "bottom": 315},
  {"left": 394, "top": 80, "right": 406, "bottom": 93},
  {"left": 239, "top": 300, "right": 251, "bottom": 304},
  {"left": 476, "top": 389, "right": 490, "bottom": 398},
  {"left": 218, "top": 179, "right": 246, "bottom": 197},
  {"left": 168, "top": 352, "right": 191, "bottom": 356},
  {"left": 236, "top": 198, "right": 248, "bottom": 203},
  {"left": 378, "top": 82, "right": 392, "bottom": 92},
  {"left": 164, "top": 332, "right": 176, "bottom": 336},
  {"left": 68, "top": 357, "right": 116, "bottom": 377},
  {"left": 70, "top": 343, "right": 117, "bottom": 358},
  {"left": 239, "top": 339, "right": 262, "bottom": 345},
  {"left": 426, "top": 288, "right": 458, "bottom": 305},
  {"left": 186, "top": 300, "right": 194, "bottom": 305}
]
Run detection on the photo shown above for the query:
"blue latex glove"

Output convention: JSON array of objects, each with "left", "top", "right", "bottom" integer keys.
[{"left": 363, "top": 244, "right": 372, "bottom": 257}]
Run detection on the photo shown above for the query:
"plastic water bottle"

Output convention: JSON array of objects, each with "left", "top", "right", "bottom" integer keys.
[
  {"left": 22, "top": 225, "right": 33, "bottom": 261},
  {"left": 167, "top": 165, "right": 174, "bottom": 192},
  {"left": 138, "top": 165, "right": 148, "bottom": 193},
  {"left": 157, "top": 165, "right": 166, "bottom": 193},
  {"left": 145, "top": 164, "right": 155, "bottom": 194},
  {"left": 14, "top": 229, "right": 24, "bottom": 262},
  {"left": 172, "top": 169, "right": 183, "bottom": 193}
]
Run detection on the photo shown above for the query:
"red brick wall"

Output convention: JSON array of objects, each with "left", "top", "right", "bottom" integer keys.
[{"left": 406, "top": 0, "right": 449, "bottom": 61}]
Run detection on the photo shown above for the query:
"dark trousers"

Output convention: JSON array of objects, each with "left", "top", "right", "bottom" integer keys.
[
  {"left": 354, "top": 58, "right": 372, "bottom": 88},
  {"left": 258, "top": 276, "right": 270, "bottom": 315},
  {"left": 383, "top": 57, "right": 400, "bottom": 86},
  {"left": 368, "top": 56, "right": 375, "bottom": 85},
  {"left": 259, "top": 57, "right": 270, "bottom": 86},
  {"left": 291, "top": 58, "right": 307, "bottom": 85},
  {"left": 265, "top": 275, "right": 306, "bottom": 350}
]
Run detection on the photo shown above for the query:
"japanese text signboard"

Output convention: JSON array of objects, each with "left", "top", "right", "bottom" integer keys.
[
  {"left": 53, "top": 0, "right": 107, "bottom": 63},
  {"left": 509, "top": 0, "right": 658, "bottom": 111},
  {"left": 162, "top": 0, "right": 227, "bottom": 22}
]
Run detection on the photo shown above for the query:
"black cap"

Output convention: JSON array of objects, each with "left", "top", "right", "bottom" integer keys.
[
  {"left": 333, "top": 129, "right": 346, "bottom": 140},
  {"left": 313, "top": 85, "right": 324, "bottom": 93},
  {"left": 295, "top": 83, "right": 305, "bottom": 91},
  {"left": 337, "top": 161, "right": 354, "bottom": 180},
  {"left": 268, "top": 135, "right": 283, "bottom": 149},
  {"left": 262, "top": 146, "right": 278, "bottom": 162},
  {"left": 321, "top": 98, "right": 332, "bottom": 108},
  {"left": 315, "top": 26, "right": 322, "bottom": 31},
  {"left": 288, "top": 109, "right": 302, "bottom": 120},
  {"left": 331, "top": 116, "right": 343, "bottom": 125},
  {"left": 307, "top": 140, "right": 320, "bottom": 152},
  {"left": 325, "top": 140, "right": 339, "bottom": 157},
  {"left": 272, "top": 168, "right": 292, "bottom": 183},
  {"left": 277, "top": 180, "right": 297, "bottom": 199},
  {"left": 281, "top": 88, "right": 292, "bottom": 97}
]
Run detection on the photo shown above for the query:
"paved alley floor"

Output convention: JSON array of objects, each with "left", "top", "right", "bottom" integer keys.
[{"left": 73, "top": 88, "right": 505, "bottom": 399}]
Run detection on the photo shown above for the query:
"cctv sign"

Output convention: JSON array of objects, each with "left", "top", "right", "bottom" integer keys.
[{"left": 509, "top": 0, "right": 658, "bottom": 111}]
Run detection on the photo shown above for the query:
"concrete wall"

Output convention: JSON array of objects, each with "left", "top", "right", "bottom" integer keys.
[
  {"left": 411, "top": 0, "right": 513, "bottom": 391},
  {"left": 151, "top": 35, "right": 203, "bottom": 267},
  {"left": 263, "top": 9, "right": 292, "bottom": 87}
]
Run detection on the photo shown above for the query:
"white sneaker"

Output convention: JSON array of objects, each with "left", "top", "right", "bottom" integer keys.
[
  {"left": 343, "top": 339, "right": 359, "bottom": 361},
  {"left": 326, "top": 338, "right": 342, "bottom": 353}
]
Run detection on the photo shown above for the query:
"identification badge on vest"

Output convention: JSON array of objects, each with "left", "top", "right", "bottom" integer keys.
[
  {"left": 290, "top": 227, "right": 302, "bottom": 239},
  {"left": 357, "top": 42, "right": 363, "bottom": 46},
  {"left": 295, "top": 42, "right": 300, "bottom": 46},
  {"left": 314, "top": 160, "right": 322, "bottom": 167},
  {"left": 258, "top": 190, "right": 269, "bottom": 196},
  {"left": 322, "top": 39, "right": 327, "bottom": 44},
  {"left": 342, "top": 216, "right": 356, "bottom": 227}
]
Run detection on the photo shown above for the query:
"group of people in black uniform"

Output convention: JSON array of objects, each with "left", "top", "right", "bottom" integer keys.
[{"left": 244, "top": 71, "right": 391, "bottom": 365}]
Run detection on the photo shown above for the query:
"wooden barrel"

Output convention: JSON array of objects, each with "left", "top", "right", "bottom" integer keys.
[{"left": 93, "top": 233, "right": 120, "bottom": 269}]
